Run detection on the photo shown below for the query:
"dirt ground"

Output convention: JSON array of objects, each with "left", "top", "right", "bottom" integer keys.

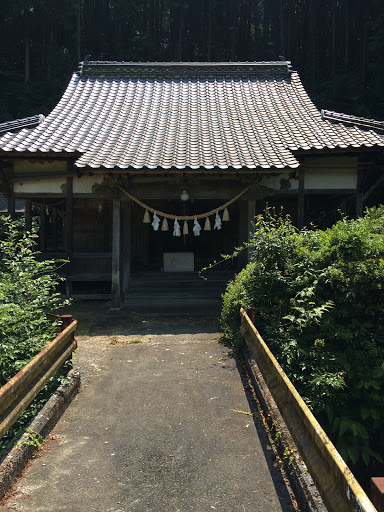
[{"left": 64, "top": 300, "right": 224, "bottom": 387}]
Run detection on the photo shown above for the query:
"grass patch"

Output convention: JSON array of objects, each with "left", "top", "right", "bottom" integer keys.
[{"left": 109, "top": 337, "right": 144, "bottom": 346}]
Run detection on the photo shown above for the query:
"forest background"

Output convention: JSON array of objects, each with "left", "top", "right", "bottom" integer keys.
[{"left": 1, "top": 0, "right": 384, "bottom": 124}]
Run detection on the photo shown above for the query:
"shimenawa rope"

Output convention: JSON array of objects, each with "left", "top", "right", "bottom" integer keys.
[{"left": 116, "top": 184, "right": 252, "bottom": 221}]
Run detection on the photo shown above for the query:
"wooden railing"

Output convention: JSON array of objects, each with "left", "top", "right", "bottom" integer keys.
[
  {"left": 240, "top": 307, "right": 377, "bottom": 512},
  {"left": 0, "top": 316, "right": 77, "bottom": 439}
]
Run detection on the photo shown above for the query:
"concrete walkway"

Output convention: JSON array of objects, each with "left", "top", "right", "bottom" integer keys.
[{"left": 1, "top": 307, "right": 296, "bottom": 512}]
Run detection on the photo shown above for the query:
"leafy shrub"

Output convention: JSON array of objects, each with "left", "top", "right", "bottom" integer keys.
[
  {"left": 221, "top": 207, "right": 384, "bottom": 477},
  {"left": 0, "top": 217, "right": 69, "bottom": 452}
]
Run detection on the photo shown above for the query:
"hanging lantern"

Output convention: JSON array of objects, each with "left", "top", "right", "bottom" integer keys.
[
  {"left": 161, "top": 218, "right": 169, "bottom": 231},
  {"left": 183, "top": 221, "right": 189, "bottom": 235},
  {"left": 204, "top": 217, "right": 211, "bottom": 231},
  {"left": 143, "top": 210, "right": 151, "bottom": 223},
  {"left": 222, "top": 207, "right": 230, "bottom": 221}
]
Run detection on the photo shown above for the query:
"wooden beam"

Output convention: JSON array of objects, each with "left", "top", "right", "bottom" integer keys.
[
  {"left": 270, "top": 189, "right": 357, "bottom": 196},
  {"left": 127, "top": 183, "right": 247, "bottom": 200},
  {"left": 9, "top": 173, "right": 75, "bottom": 182},
  {"left": 70, "top": 252, "right": 112, "bottom": 259},
  {"left": 10, "top": 193, "right": 64, "bottom": 198},
  {"left": 297, "top": 168, "right": 305, "bottom": 228},
  {"left": 111, "top": 198, "right": 121, "bottom": 310},
  {"left": 363, "top": 173, "right": 384, "bottom": 202},
  {"left": 76, "top": 168, "right": 278, "bottom": 176}
]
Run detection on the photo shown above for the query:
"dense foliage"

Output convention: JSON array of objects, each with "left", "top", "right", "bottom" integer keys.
[
  {"left": 0, "top": 217, "right": 71, "bottom": 454},
  {"left": 1, "top": 0, "right": 384, "bottom": 122},
  {"left": 0, "top": 217, "right": 68, "bottom": 385},
  {"left": 221, "top": 207, "right": 384, "bottom": 479}
]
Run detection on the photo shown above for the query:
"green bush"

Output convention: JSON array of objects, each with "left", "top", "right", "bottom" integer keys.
[
  {"left": 0, "top": 217, "right": 69, "bottom": 452},
  {"left": 221, "top": 207, "right": 384, "bottom": 475}
]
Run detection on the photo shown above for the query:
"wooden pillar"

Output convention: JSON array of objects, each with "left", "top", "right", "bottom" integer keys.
[
  {"left": 0, "top": 166, "right": 14, "bottom": 218},
  {"left": 237, "top": 199, "right": 248, "bottom": 269},
  {"left": 247, "top": 198, "right": 256, "bottom": 263},
  {"left": 356, "top": 168, "right": 364, "bottom": 218},
  {"left": 65, "top": 177, "right": 73, "bottom": 298},
  {"left": 7, "top": 189, "right": 15, "bottom": 219},
  {"left": 121, "top": 198, "right": 131, "bottom": 300},
  {"left": 25, "top": 200, "right": 32, "bottom": 232},
  {"left": 39, "top": 204, "right": 46, "bottom": 251},
  {"left": 340, "top": 198, "right": 347, "bottom": 216},
  {"left": 356, "top": 191, "right": 363, "bottom": 218},
  {"left": 51, "top": 207, "right": 58, "bottom": 250},
  {"left": 111, "top": 197, "right": 121, "bottom": 310},
  {"left": 297, "top": 168, "right": 305, "bottom": 229}
]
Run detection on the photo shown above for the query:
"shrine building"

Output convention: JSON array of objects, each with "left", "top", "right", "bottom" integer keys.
[{"left": 1, "top": 60, "right": 384, "bottom": 308}]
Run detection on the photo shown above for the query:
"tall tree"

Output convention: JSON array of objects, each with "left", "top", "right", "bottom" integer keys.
[{"left": 1, "top": 0, "right": 384, "bottom": 121}]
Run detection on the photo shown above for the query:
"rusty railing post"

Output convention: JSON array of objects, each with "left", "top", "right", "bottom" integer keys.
[
  {"left": 61, "top": 314, "right": 73, "bottom": 331},
  {"left": 61, "top": 315, "right": 76, "bottom": 369},
  {"left": 371, "top": 478, "right": 384, "bottom": 512}
]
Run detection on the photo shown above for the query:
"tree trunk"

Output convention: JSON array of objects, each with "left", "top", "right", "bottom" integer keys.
[
  {"left": 361, "top": 21, "right": 368, "bottom": 82},
  {"left": 344, "top": 0, "right": 349, "bottom": 70},
  {"left": 207, "top": 0, "right": 212, "bottom": 61},
  {"left": 331, "top": 0, "right": 336, "bottom": 91},
  {"left": 76, "top": 5, "right": 81, "bottom": 62},
  {"left": 24, "top": 21, "right": 30, "bottom": 83},
  {"left": 280, "top": 0, "right": 285, "bottom": 57},
  {"left": 230, "top": 1, "right": 238, "bottom": 61},
  {"left": 177, "top": 4, "right": 184, "bottom": 61}
]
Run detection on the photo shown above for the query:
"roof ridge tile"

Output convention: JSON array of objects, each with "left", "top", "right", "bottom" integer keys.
[{"left": 79, "top": 60, "right": 292, "bottom": 78}]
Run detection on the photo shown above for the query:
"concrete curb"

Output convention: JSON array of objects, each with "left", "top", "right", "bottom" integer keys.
[
  {"left": 242, "top": 348, "right": 327, "bottom": 512},
  {"left": 0, "top": 369, "right": 80, "bottom": 501}
]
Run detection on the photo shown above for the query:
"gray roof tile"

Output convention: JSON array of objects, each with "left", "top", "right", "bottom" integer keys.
[{"left": 1, "top": 62, "right": 384, "bottom": 169}]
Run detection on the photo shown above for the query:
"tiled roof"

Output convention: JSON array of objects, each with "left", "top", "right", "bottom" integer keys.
[
  {"left": 0, "top": 115, "right": 44, "bottom": 134},
  {"left": 1, "top": 61, "right": 384, "bottom": 170}
]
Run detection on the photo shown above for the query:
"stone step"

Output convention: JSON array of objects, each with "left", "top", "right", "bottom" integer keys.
[{"left": 125, "top": 271, "right": 233, "bottom": 302}]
